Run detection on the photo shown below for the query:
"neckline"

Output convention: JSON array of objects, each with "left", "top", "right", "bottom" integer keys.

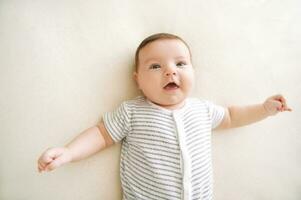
[{"left": 145, "top": 98, "right": 188, "bottom": 114}]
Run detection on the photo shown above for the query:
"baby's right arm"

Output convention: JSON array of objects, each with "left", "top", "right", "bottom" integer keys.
[{"left": 37, "top": 121, "right": 114, "bottom": 172}]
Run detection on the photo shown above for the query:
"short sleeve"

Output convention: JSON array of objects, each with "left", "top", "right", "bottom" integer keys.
[
  {"left": 102, "top": 101, "right": 132, "bottom": 143},
  {"left": 205, "top": 100, "right": 225, "bottom": 129}
]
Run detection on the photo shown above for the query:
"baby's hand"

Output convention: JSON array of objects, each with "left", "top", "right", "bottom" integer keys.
[
  {"left": 263, "top": 94, "right": 292, "bottom": 116},
  {"left": 37, "top": 147, "right": 73, "bottom": 173}
]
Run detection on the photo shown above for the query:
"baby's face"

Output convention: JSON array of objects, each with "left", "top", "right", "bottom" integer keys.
[{"left": 134, "top": 39, "right": 195, "bottom": 109}]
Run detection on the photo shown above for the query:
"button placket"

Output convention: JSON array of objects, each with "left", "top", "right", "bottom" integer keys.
[{"left": 173, "top": 111, "right": 192, "bottom": 200}]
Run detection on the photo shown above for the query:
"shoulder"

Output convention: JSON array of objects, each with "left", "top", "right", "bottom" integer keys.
[
  {"left": 122, "top": 96, "right": 147, "bottom": 107},
  {"left": 118, "top": 96, "right": 149, "bottom": 113},
  {"left": 186, "top": 97, "right": 225, "bottom": 115}
]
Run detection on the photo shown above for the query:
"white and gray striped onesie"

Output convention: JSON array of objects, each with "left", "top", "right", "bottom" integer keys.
[{"left": 103, "top": 96, "right": 225, "bottom": 200}]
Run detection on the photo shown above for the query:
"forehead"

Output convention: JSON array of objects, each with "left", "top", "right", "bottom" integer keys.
[{"left": 138, "top": 39, "right": 191, "bottom": 63}]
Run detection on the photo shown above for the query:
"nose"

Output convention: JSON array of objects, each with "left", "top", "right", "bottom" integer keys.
[{"left": 164, "top": 65, "right": 177, "bottom": 76}]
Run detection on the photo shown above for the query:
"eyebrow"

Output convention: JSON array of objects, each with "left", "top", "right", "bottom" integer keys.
[
  {"left": 142, "top": 58, "right": 157, "bottom": 65},
  {"left": 174, "top": 56, "right": 188, "bottom": 60},
  {"left": 142, "top": 56, "right": 188, "bottom": 65}
]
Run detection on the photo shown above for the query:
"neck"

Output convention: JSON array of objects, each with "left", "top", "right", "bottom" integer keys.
[{"left": 150, "top": 99, "right": 186, "bottom": 110}]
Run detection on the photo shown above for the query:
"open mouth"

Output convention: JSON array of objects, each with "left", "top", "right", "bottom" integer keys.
[{"left": 163, "top": 82, "right": 179, "bottom": 90}]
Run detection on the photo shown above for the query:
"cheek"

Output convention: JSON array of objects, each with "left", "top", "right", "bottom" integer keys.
[
  {"left": 144, "top": 73, "right": 161, "bottom": 83},
  {"left": 138, "top": 74, "right": 161, "bottom": 90},
  {"left": 182, "top": 70, "right": 195, "bottom": 87},
  {"left": 189, "top": 74, "right": 195, "bottom": 86}
]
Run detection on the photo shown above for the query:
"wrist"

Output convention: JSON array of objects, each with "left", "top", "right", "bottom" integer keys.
[
  {"left": 64, "top": 146, "right": 75, "bottom": 163},
  {"left": 262, "top": 103, "right": 272, "bottom": 117}
]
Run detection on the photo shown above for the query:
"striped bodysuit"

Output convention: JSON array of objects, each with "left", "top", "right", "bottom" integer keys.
[{"left": 101, "top": 96, "right": 225, "bottom": 200}]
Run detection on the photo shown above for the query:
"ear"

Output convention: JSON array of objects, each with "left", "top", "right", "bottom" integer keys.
[{"left": 133, "top": 71, "right": 140, "bottom": 89}]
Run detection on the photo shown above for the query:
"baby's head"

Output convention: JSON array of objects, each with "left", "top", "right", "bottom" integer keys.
[{"left": 133, "top": 33, "right": 195, "bottom": 109}]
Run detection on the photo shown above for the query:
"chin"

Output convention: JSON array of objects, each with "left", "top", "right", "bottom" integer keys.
[{"left": 162, "top": 96, "right": 186, "bottom": 106}]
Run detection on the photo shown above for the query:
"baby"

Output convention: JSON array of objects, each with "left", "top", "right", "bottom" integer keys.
[{"left": 37, "top": 33, "right": 292, "bottom": 200}]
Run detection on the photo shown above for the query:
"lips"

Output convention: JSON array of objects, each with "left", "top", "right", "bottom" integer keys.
[{"left": 163, "top": 82, "right": 179, "bottom": 90}]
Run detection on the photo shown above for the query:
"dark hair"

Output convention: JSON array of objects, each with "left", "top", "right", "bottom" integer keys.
[{"left": 134, "top": 33, "right": 192, "bottom": 71}]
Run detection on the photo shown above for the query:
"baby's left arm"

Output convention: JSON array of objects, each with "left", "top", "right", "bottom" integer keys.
[{"left": 215, "top": 94, "right": 292, "bottom": 130}]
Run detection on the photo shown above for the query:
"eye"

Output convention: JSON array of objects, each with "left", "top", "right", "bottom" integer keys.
[
  {"left": 176, "top": 61, "right": 187, "bottom": 67},
  {"left": 149, "top": 64, "right": 161, "bottom": 70}
]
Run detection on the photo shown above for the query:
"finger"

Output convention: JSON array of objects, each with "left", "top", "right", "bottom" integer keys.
[
  {"left": 40, "top": 162, "right": 47, "bottom": 170},
  {"left": 281, "top": 99, "right": 291, "bottom": 111},
  {"left": 38, "top": 165, "right": 43, "bottom": 173},
  {"left": 274, "top": 101, "right": 282, "bottom": 110},
  {"left": 272, "top": 95, "right": 287, "bottom": 111},
  {"left": 276, "top": 96, "right": 290, "bottom": 112},
  {"left": 38, "top": 158, "right": 52, "bottom": 169},
  {"left": 276, "top": 95, "right": 285, "bottom": 103},
  {"left": 275, "top": 94, "right": 285, "bottom": 101},
  {"left": 46, "top": 148, "right": 65, "bottom": 159},
  {"left": 274, "top": 95, "right": 285, "bottom": 105},
  {"left": 38, "top": 163, "right": 45, "bottom": 173},
  {"left": 38, "top": 158, "right": 48, "bottom": 168},
  {"left": 279, "top": 104, "right": 292, "bottom": 112},
  {"left": 38, "top": 161, "right": 47, "bottom": 171},
  {"left": 39, "top": 153, "right": 54, "bottom": 165},
  {"left": 38, "top": 162, "right": 42, "bottom": 170},
  {"left": 270, "top": 94, "right": 283, "bottom": 101},
  {"left": 39, "top": 148, "right": 64, "bottom": 165},
  {"left": 45, "top": 159, "right": 63, "bottom": 172}
]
